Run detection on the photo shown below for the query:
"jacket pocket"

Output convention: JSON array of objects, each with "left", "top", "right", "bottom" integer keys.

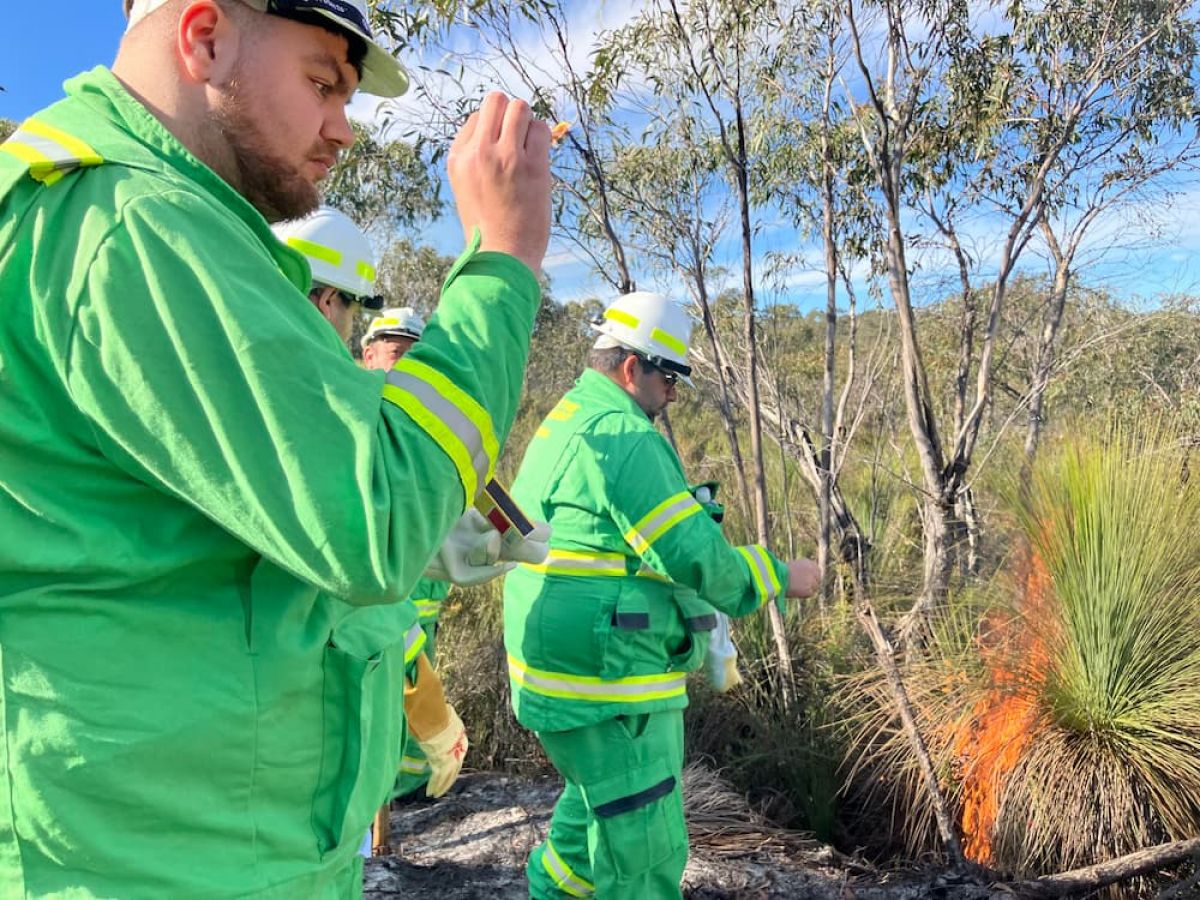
[
  {"left": 311, "top": 636, "right": 403, "bottom": 858},
  {"left": 598, "top": 581, "right": 672, "bottom": 680},
  {"left": 583, "top": 752, "right": 686, "bottom": 880}
]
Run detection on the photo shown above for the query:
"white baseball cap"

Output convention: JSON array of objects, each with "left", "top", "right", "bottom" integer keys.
[{"left": 125, "top": 0, "right": 408, "bottom": 98}]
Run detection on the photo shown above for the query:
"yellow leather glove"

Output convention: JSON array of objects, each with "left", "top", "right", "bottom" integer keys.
[{"left": 404, "top": 654, "right": 468, "bottom": 798}]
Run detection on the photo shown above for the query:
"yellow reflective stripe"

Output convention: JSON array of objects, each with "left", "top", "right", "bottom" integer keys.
[
  {"left": 398, "top": 358, "right": 498, "bottom": 473},
  {"left": 357, "top": 260, "right": 376, "bottom": 281},
  {"left": 736, "top": 545, "right": 780, "bottom": 606},
  {"left": 0, "top": 140, "right": 58, "bottom": 184},
  {"left": 383, "top": 358, "right": 498, "bottom": 506},
  {"left": 625, "top": 492, "right": 702, "bottom": 555},
  {"left": 543, "top": 839, "right": 594, "bottom": 897},
  {"left": 508, "top": 655, "right": 687, "bottom": 704},
  {"left": 535, "top": 426, "right": 551, "bottom": 439},
  {"left": 1, "top": 119, "right": 103, "bottom": 186},
  {"left": 404, "top": 623, "right": 427, "bottom": 665},
  {"left": 521, "top": 549, "right": 626, "bottom": 577},
  {"left": 412, "top": 598, "right": 442, "bottom": 621},
  {"left": 285, "top": 236, "right": 341, "bottom": 266},
  {"left": 651, "top": 327, "right": 687, "bottom": 357},
  {"left": 604, "top": 307, "right": 639, "bottom": 328},
  {"left": 400, "top": 756, "right": 431, "bottom": 775},
  {"left": 22, "top": 119, "right": 101, "bottom": 166}
]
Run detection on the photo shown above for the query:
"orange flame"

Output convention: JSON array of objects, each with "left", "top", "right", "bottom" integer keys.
[{"left": 949, "top": 546, "right": 1052, "bottom": 863}]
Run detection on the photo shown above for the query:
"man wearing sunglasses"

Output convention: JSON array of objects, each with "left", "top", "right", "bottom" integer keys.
[
  {"left": 503, "top": 291, "right": 821, "bottom": 899},
  {"left": 0, "top": 0, "right": 549, "bottom": 895},
  {"left": 273, "top": 205, "right": 386, "bottom": 342}
]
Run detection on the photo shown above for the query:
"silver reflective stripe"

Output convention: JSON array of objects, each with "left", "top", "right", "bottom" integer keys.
[
  {"left": 7, "top": 129, "right": 79, "bottom": 174},
  {"left": 543, "top": 839, "right": 594, "bottom": 897},
  {"left": 626, "top": 492, "right": 702, "bottom": 554},
  {"left": 386, "top": 369, "right": 491, "bottom": 492},
  {"left": 743, "top": 545, "right": 779, "bottom": 603},
  {"left": 404, "top": 623, "right": 426, "bottom": 662},
  {"left": 509, "top": 657, "right": 686, "bottom": 700},
  {"left": 400, "top": 756, "right": 431, "bottom": 775}
]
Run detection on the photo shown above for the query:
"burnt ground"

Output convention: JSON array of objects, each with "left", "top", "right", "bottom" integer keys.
[{"left": 363, "top": 767, "right": 1010, "bottom": 899}]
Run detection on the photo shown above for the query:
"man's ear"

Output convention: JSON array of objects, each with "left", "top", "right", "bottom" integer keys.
[
  {"left": 618, "top": 353, "right": 640, "bottom": 388},
  {"left": 178, "top": 0, "right": 240, "bottom": 85}
]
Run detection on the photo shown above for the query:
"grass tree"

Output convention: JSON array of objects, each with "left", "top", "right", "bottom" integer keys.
[{"left": 846, "top": 424, "right": 1200, "bottom": 878}]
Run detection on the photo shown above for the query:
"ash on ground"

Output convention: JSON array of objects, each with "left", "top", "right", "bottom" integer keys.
[{"left": 364, "top": 766, "right": 1005, "bottom": 899}]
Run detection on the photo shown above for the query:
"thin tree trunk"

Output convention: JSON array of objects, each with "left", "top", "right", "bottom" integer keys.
[
  {"left": 693, "top": 272, "right": 753, "bottom": 525},
  {"left": 855, "top": 593, "right": 967, "bottom": 872},
  {"left": 1022, "top": 221, "right": 1072, "bottom": 482},
  {"left": 818, "top": 50, "right": 838, "bottom": 610}
]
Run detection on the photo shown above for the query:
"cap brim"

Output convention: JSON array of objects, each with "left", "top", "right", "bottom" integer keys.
[{"left": 306, "top": 9, "right": 409, "bottom": 98}]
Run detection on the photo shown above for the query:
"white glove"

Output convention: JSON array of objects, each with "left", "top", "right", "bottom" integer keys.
[
  {"left": 705, "top": 613, "right": 743, "bottom": 693},
  {"left": 416, "top": 705, "right": 469, "bottom": 798},
  {"left": 423, "top": 509, "right": 516, "bottom": 586},
  {"left": 496, "top": 519, "right": 551, "bottom": 565}
]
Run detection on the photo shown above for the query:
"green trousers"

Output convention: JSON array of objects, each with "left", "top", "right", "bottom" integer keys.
[
  {"left": 390, "top": 622, "right": 438, "bottom": 800},
  {"left": 527, "top": 710, "right": 688, "bottom": 899}
]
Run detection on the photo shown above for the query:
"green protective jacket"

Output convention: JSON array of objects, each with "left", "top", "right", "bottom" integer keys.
[
  {"left": 502, "top": 370, "right": 788, "bottom": 734},
  {"left": 0, "top": 68, "right": 539, "bottom": 898}
]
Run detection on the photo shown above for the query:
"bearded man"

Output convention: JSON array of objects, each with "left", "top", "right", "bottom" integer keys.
[{"left": 0, "top": 1, "right": 550, "bottom": 895}]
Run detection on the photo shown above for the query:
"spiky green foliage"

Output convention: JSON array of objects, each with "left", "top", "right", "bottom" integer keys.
[{"left": 994, "top": 426, "right": 1200, "bottom": 873}]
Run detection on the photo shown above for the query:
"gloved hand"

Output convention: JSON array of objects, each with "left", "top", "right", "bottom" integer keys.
[
  {"left": 423, "top": 509, "right": 516, "bottom": 586},
  {"left": 404, "top": 654, "right": 469, "bottom": 798},
  {"left": 497, "top": 518, "right": 551, "bottom": 565},
  {"left": 690, "top": 481, "right": 724, "bottom": 524},
  {"left": 705, "top": 612, "right": 743, "bottom": 692}
]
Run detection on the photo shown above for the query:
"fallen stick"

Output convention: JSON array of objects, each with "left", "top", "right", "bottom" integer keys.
[{"left": 1008, "top": 837, "right": 1200, "bottom": 897}]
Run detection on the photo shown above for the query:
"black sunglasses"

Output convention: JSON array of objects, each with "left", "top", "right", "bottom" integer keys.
[
  {"left": 637, "top": 356, "right": 680, "bottom": 386},
  {"left": 337, "top": 290, "right": 385, "bottom": 311}
]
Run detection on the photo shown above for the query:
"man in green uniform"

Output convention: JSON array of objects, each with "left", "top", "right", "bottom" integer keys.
[
  {"left": 0, "top": 0, "right": 550, "bottom": 896},
  {"left": 503, "top": 291, "right": 821, "bottom": 899}
]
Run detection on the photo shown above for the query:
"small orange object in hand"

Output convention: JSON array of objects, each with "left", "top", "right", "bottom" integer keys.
[{"left": 550, "top": 121, "right": 571, "bottom": 146}]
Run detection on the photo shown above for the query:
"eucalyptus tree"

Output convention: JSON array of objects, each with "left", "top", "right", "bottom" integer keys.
[{"left": 838, "top": 0, "right": 1200, "bottom": 641}]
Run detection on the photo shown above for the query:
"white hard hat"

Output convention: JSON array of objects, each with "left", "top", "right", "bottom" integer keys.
[
  {"left": 126, "top": 0, "right": 408, "bottom": 98},
  {"left": 362, "top": 307, "right": 426, "bottom": 349},
  {"left": 592, "top": 291, "right": 693, "bottom": 384},
  {"left": 272, "top": 207, "right": 383, "bottom": 309}
]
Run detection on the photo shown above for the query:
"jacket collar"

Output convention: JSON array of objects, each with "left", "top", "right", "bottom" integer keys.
[
  {"left": 575, "top": 368, "right": 651, "bottom": 423},
  {"left": 60, "top": 66, "right": 309, "bottom": 292}
]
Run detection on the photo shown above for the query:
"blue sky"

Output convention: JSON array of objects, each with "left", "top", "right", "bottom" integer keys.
[{"left": 6, "top": 6, "right": 1200, "bottom": 310}]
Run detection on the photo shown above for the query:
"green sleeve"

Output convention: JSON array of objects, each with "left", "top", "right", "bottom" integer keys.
[
  {"left": 602, "top": 431, "right": 788, "bottom": 617},
  {"left": 63, "top": 190, "right": 539, "bottom": 605}
]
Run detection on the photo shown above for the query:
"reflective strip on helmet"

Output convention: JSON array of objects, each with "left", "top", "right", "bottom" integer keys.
[
  {"left": 412, "top": 598, "right": 442, "bottom": 622},
  {"left": 357, "top": 260, "right": 376, "bottom": 281},
  {"left": 604, "top": 307, "right": 639, "bottom": 329},
  {"left": 521, "top": 549, "right": 625, "bottom": 577},
  {"left": 624, "top": 491, "right": 703, "bottom": 556},
  {"left": 404, "top": 623, "right": 427, "bottom": 665},
  {"left": 0, "top": 118, "right": 103, "bottom": 185},
  {"left": 383, "top": 358, "right": 498, "bottom": 506},
  {"left": 400, "top": 755, "right": 432, "bottom": 775},
  {"left": 651, "top": 327, "right": 687, "bottom": 357},
  {"left": 542, "top": 838, "right": 594, "bottom": 897},
  {"left": 285, "top": 236, "right": 341, "bottom": 266},
  {"left": 508, "top": 655, "right": 687, "bottom": 703},
  {"left": 736, "top": 544, "right": 781, "bottom": 607}
]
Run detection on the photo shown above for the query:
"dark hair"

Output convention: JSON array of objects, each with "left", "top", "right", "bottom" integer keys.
[
  {"left": 588, "top": 345, "right": 635, "bottom": 374},
  {"left": 281, "top": 10, "right": 367, "bottom": 80}
]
